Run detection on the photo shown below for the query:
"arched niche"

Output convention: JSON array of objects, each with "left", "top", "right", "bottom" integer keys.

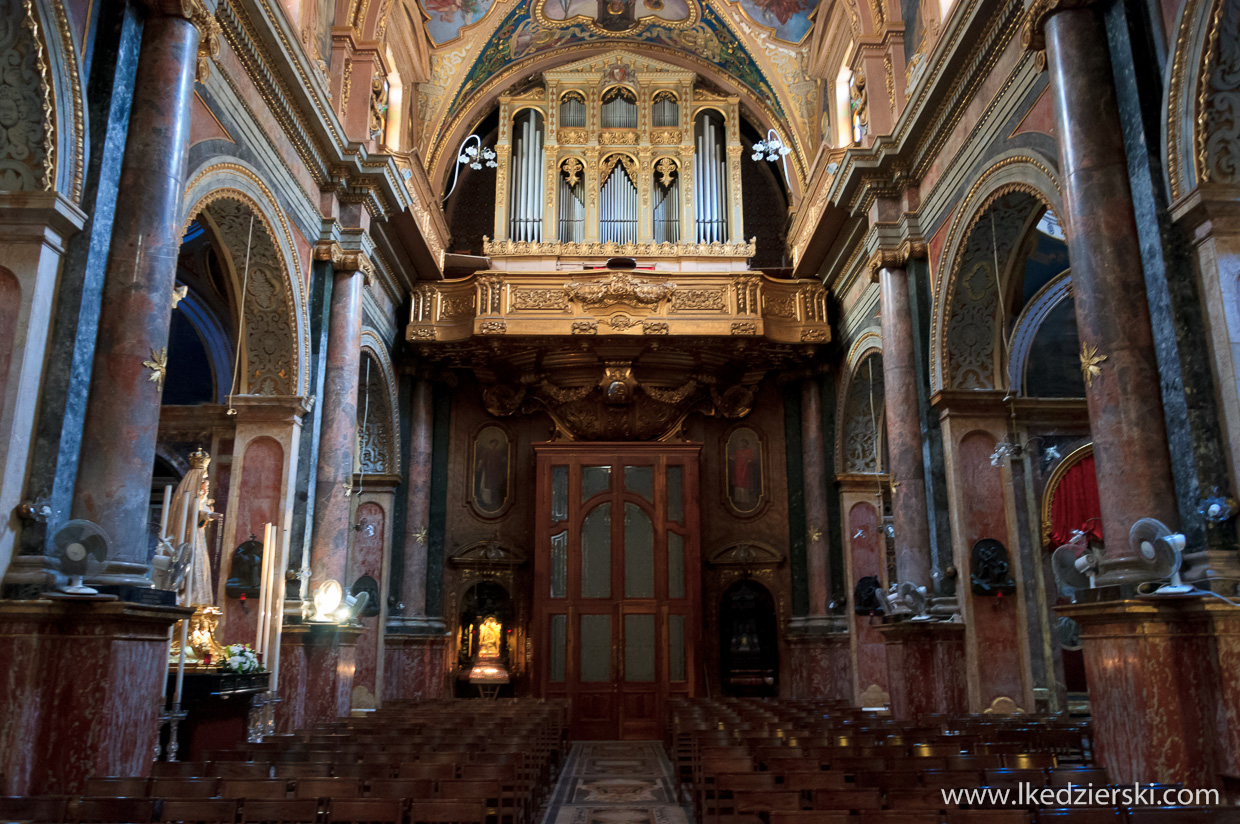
[
  {"left": 719, "top": 579, "right": 779, "bottom": 697},
  {"left": 357, "top": 334, "right": 400, "bottom": 476},
  {"left": 930, "top": 155, "right": 1064, "bottom": 393},
  {"left": 180, "top": 170, "right": 307, "bottom": 399},
  {"left": 837, "top": 345, "right": 888, "bottom": 476}
]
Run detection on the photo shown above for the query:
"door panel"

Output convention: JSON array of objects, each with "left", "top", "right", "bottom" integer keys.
[{"left": 535, "top": 444, "right": 701, "bottom": 740}]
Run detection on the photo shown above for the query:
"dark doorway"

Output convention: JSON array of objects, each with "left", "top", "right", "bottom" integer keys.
[{"left": 720, "top": 580, "right": 779, "bottom": 697}]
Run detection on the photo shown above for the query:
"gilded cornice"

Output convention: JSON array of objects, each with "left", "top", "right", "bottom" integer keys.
[
  {"left": 790, "top": 0, "right": 1026, "bottom": 276},
  {"left": 213, "top": 0, "right": 417, "bottom": 222}
]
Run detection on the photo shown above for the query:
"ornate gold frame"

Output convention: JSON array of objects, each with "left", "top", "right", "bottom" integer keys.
[
  {"left": 1039, "top": 441, "right": 1093, "bottom": 546},
  {"left": 468, "top": 422, "right": 516, "bottom": 521}
]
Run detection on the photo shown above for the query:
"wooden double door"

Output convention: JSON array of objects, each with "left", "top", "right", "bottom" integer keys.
[{"left": 533, "top": 443, "right": 701, "bottom": 740}]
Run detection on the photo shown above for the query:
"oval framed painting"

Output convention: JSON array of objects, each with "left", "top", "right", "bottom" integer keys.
[
  {"left": 723, "top": 425, "right": 766, "bottom": 517},
  {"left": 470, "top": 424, "right": 513, "bottom": 518}
]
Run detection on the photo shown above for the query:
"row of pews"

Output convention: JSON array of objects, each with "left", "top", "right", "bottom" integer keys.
[
  {"left": 0, "top": 699, "right": 567, "bottom": 824},
  {"left": 665, "top": 698, "right": 1239, "bottom": 824}
]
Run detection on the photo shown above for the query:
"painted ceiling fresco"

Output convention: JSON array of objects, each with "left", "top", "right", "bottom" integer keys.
[{"left": 414, "top": 0, "right": 818, "bottom": 193}]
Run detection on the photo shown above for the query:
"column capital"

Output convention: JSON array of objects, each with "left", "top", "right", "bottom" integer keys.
[
  {"left": 867, "top": 238, "right": 927, "bottom": 281},
  {"left": 314, "top": 242, "right": 375, "bottom": 284},
  {"left": 1022, "top": 0, "right": 1097, "bottom": 54}
]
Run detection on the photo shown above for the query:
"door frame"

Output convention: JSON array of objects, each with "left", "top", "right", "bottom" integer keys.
[{"left": 532, "top": 442, "right": 702, "bottom": 739}]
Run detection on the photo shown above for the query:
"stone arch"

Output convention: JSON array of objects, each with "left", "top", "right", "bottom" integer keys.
[
  {"left": 1, "top": 0, "right": 84, "bottom": 199},
  {"left": 1007, "top": 269, "right": 1083, "bottom": 398},
  {"left": 180, "top": 163, "right": 308, "bottom": 397},
  {"left": 1165, "top": 0, "right": 1239, "bottom": 199},
  {"left": 837, "top": 332, "right": 886, "bottom": 475},
  {"left": 931, "top": 154, "right": 1063, "bottom": 393},
  {"left": 358, "top": 332, "right": 399, "bottom": 476},
  {"left": 430, "top": 45, "right": 806, "bottom": 203}
]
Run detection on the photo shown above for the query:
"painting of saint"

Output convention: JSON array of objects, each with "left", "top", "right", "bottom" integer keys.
[
  {"left": 738, "top": 0, "right": 812, "bottom": 41},
  {"left": 472, "top": 425, "right": 510, "bottom": 515},
  {"left": 420, "top": 0, "right": 496, "bottom": 45},
  {"left": 726, "top": 428, "right": 764, "bottom": 514}
]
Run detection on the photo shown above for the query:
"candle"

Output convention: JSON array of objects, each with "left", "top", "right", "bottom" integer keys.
[
  {"left": 159, "top": 485, "right": 173, "bottom": 540},
  {"left": 160, "top": 625, "right": 173, "bottom": 701},
  {"left": 173, "top": 610, "right": 189, "bottom": 706},
  {"left": 268, "top": 527, "right": 284, "bottom": 693},
  {"left": 256, "top": 523, "right": 274, "bottom": 656}
]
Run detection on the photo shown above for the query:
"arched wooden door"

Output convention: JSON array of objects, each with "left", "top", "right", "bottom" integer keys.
[{"left": 533, "top": 443, "right": 701, "bottom": 739}]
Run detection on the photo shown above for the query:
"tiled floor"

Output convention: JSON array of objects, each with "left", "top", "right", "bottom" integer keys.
[{"left": 542, "top": 742, "right": 691, "bottom": 824}]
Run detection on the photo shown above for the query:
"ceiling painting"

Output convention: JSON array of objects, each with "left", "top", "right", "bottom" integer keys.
[
  {"left": 534, "top": 0, "right": 698, "bottom": 34},
  {"left": 734, "top": 0, "right": 812, "bottom": 42},
  {"left": 420, "top": 0, "right": 500, "bottom": 45}
]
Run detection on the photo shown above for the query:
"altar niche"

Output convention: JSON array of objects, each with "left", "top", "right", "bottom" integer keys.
[{"left": 455, "top": 580, "right": 516, "bottom": 698}]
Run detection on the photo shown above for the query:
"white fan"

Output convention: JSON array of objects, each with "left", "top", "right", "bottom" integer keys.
[
  {"left": 338, "top": 591, "right": 370, "bottom": 624},
  {"left": 1130, "top": 518, "right": 1192, "bottom": 594},
  {"left": 880, "top": 581, "right": 929, "bottom": 619},
  {"left": 51, "top": 520, "right": 112, "bottom": 595},
  {"left": 1051, "top": 531, "right": 1099, "bottom": 598},
  {"left": 151, "top": 539, "right": 193, "bottom": 592}
]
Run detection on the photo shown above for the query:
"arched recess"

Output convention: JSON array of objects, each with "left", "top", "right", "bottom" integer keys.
[
  {"left": 931, "top": 154, "right": 1064, "bottom": 393},
  {"left": 20, "top": 0, "right": 87, "bottom": 200},
  {"left": 358, "top": 332, "right": 400, "bottom": 476},
  {"left": 430, "top": 45, "right": 806, "bottom": 204},
  {"left": 837, "top": 332, "right": 887, "bottom": 476},
  {"left": 180, "top": 163, "right": 308, "bottom": 397},
  {"left": 1007, "top": 269, "right": 1084, "bottom": 399},
  {"left": 1164, "top": 0, "right": 1238, "bottom": 199}
]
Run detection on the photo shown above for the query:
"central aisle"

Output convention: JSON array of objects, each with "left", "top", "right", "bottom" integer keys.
[{"left": 540, "top": 741, "right": 692, "bottom": 824}]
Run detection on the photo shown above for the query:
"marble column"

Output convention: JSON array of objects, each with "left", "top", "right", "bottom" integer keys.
[
  {"left": 1033, "top": 1, "right": 1178, "bottom": 584},
  {"left": 800, "top": 378, "right": 831, "bottom": 615},
  {"left": 389, "top": 377, "right": 436, "bottom": 631},
  {"left": 308, "top": 263, "right": 365, "bottom": 591},
  {"left": 72, "top": 1, "right": 203, "bottom": 584},
  {"left": 880, "top": 264, "right": 933, "bottom": 589}
]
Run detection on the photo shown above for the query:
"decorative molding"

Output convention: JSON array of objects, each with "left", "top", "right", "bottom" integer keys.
[
  {"left": 1196, "top": 0, "right": 1240, "bottom": 185},
  {"left": 0, "top": 0, "right": 54, "bottom": 193},
  {"left": 482, "top": 237, "right": 756, "bottom": 258}
]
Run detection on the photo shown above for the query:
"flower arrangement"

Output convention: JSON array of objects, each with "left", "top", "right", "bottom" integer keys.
[{"left": 218, "top": 643, "right": 263, "bottom": 674}]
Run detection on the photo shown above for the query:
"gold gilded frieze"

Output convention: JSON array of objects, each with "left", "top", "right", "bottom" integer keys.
[
  {"left": 482, "top": 237, "right": 757, "bottom": 258},
  {"left": 406, "top": 268, "right": 831, "bottom": 346}
]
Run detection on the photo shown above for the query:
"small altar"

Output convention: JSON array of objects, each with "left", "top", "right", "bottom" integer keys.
[{"left": 159, "top": 670, "right": 270, "bottom": 762}]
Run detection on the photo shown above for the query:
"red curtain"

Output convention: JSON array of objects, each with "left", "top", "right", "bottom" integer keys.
[{"left": 1049, "top": 455, "right": 1103, "bottom": 547}]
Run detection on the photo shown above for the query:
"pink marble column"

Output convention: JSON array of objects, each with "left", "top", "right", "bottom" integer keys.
[
  {"left": 1036, "top": 3, "right": 1178, "bottom": 583},
  {"left": 1058, "top": 598, "right": 1240, "bottom": 787},
  {"left": 391, "top": 377, "right": 433, "bottom": 627},
  {"left": 382, "top": 635, "right": 447, "bottom": 700},
  {"left": 276, "top": 624, "right": 363, "bottom": 732},
  {"left": 880, "top": 264, "right": 933, "bottom": 588},
  {"left": 801, "top": 378, "right": 832, "bottom": 615},
  {"left": 0, "top": 601, "right": 189, "bottom": 794},
  {"left": 877, "top": 621, "right": 966, "bottom": 720},
  {"left": 72, "top": 5, "right": 202, "bottom": 584},
  {"left": 309, "top": 267, "right": 365, "bottom": 590}
]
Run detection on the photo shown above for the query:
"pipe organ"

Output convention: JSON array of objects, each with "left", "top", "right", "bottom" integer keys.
[
  {"left": 508, "top": 109, "right": 546, "bottom": 242},
  {"left": 490, "top": 53, "right": 748, "bottom": 253}
]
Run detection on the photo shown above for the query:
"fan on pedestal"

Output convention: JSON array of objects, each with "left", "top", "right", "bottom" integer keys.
[
  {"left": 151, "top": 538, "right": 194, "bottom": 593},
  {"left": 1051, "top": 530, "right": 1100, "bottom": 599},
  {"left": 1130, "top": 518, "right": 1192, "bottom": 594},
  {"left": 51, "top": 520, "right": 112, "bottom": 595}
]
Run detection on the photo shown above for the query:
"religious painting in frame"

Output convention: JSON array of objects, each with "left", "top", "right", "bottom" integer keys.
[
  {"left": 723, "top": 425, "right": 766, "bottom": 517},
  {"left": 470, "top": 424, "right": 513, "bottom": 518}
]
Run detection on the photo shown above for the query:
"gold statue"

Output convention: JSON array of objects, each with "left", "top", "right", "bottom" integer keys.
[
  {"left": 477, "top": 615, "right": 502, "bottom": 660},
  {"left": 165, "top": 448, "right": 222, "bottom": 607}
]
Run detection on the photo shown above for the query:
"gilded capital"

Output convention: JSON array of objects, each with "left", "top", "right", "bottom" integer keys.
[
  {"left": 1022, "top": 0, "right": 1097, "bottom": 54},
  {"left": 867, "top": 238, "right": 925, "bottom": 280}
]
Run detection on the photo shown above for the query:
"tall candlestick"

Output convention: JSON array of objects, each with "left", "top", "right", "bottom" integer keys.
[
  {"left": 159, "top": 484, "right": 173, "bottom": 540},
  {"left": 268, "top": 526, "right": 284, "bottom": 692},
  {"left": 173, "top": 611, "right": 189, "bottom": 704}
]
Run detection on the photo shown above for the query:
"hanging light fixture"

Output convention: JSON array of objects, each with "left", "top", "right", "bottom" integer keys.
[
  {"left": 442, "top": 134, "right": 497, "bottom": 201},
  {"left": 750, "top": 128, "right": 791, "bottom": 163}
]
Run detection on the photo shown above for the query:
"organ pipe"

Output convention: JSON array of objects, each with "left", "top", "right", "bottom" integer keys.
[
  {"left": 509, "top": 109, "right": 545, "bottom": 242},
  {"left": 694, "top": 111, "right": 727, "bottom": 243}
]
